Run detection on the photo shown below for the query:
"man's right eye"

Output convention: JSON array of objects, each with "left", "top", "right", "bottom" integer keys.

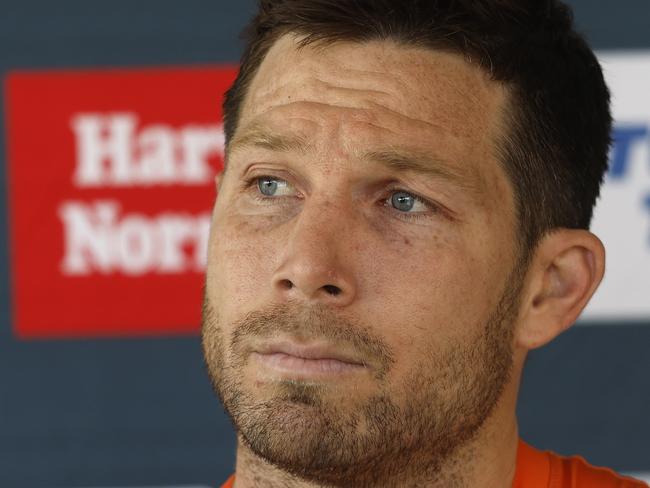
[{"left": 255, "top": 177, "right": 294, "bottom": 197}]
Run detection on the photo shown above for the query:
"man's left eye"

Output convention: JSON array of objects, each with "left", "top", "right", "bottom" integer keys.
[
  {"left": 390, "top": 191, "right": 428, "bottom": 212},
  {"left": 256, "top": 177, "right": 295, "bottom": 197}
]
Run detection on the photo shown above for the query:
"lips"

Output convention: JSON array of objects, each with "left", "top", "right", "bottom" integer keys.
[{"left": 251, "top": 340, "right": 367, "bottom": 376}]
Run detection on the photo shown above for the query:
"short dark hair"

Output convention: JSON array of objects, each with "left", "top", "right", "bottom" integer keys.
[{"left": 223, "top": 0, "right": 612, "bottom": 260}]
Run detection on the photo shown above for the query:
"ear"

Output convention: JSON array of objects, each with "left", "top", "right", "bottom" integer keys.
[{"left": 515, "top": 229, "right": 605, "bottom": 350}]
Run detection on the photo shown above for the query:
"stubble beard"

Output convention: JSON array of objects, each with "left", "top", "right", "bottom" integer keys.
[{"left": 201, "top": 281, "right": 519, "bottom": 487}]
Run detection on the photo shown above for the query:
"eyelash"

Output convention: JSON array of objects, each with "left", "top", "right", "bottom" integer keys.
[
  {"left": 382, "top": 190, "right": 438, "bottom": 222},
  {"left": 244, "top": 176, "right": 299, "bottom": 204},
  {"left": 243, "top": 175, "right": 441, "bottom": 222}
]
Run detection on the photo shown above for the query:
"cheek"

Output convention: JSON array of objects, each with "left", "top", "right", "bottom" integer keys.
[
  {"left": 359, "top": 232, "right": 496, "bottom": 357},
  {"left": 363, "top": 231, "right": 459, "bottom": 312},
  {"left": 206, "top": 212, "right": 280, "bottom": 317}
]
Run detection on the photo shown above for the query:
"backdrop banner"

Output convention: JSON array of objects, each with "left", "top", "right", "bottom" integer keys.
[
  {"left": 5, "top": 67, "right": 236, "bottom": 339},
  {"left": 582, "top": 52, "right": 650, "bottom": 321}
]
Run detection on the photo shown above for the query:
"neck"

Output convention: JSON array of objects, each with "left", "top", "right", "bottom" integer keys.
[{"left": 231, "top": 379, "right": 521, "bottom": 488}]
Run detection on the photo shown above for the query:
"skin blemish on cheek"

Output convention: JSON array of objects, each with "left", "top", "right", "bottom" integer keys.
[
  {"left": 230, "top": 214, "right": 280, "bottom": 236},
  {"left": 214, "top": 207, "right": 271, "bottom": 240},
  {"left": 233, "top": 218, "right": 257, "bottom": 233}
]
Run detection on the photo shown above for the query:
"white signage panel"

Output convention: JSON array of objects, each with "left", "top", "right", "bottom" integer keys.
[{"left": 581, "top": 52, "right": 650, "bottom": 321}]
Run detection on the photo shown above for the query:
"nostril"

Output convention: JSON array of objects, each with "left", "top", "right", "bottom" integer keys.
[
  {"left": 323, "top": 284, "right": 342, "bottom": 296},
  {"left": 279, "top": 279, "right": 294, "bottom": 290}
]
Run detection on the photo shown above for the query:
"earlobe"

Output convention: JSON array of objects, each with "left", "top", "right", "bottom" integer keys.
[{"left": 515, "top": 229, "right": 605, "bottom": 350}]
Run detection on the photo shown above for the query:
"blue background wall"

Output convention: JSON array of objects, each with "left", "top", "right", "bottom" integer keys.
[{"left": 0, "top": 1, "right": 648, "bottom": 486}]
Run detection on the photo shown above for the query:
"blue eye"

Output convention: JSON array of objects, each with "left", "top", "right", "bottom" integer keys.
[
  {"left": 254, "top": 176, "right": 295, "bottom": 198},
  {"left": 391, "top": 191, "right": 417, "bottom": 212},
  {"left": 258, "top": 177, "right": 278, "bottom": 196}
]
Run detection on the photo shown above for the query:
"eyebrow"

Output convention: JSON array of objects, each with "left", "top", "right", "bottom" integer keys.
[
  {"left": 362, "top": 149, "right": 476, "bottom": 192},
  {"left": 228, "top": 123, "right": 309, "bottom": 155},
  {"left": 228, "top": 125, "right": 479, "bottom": 194}
]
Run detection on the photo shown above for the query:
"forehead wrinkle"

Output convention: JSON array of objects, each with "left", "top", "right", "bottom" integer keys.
[
  {"left": 362, "top": 149, "right": 483, "bottom": 196},
  {"left": 312, "top": 81, "right": 396, "bottom": 112},
  {"left": 250, "top": 99, "right": 453, "bottom": 143},
  {"left": 228, "top": 121, "right": 311, "bottom": 156}
]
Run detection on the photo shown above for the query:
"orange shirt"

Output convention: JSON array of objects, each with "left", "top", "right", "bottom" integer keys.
[
  {"left": 220, "top": 439, "right": 648, "bottom": 487},
  {"left": 514, "top": 440, "right": 647, "bottom": 488}
]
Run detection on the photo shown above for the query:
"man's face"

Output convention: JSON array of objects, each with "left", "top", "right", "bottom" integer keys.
[{"left": 203, "top": 35, "right": 521, "bottom": 484}]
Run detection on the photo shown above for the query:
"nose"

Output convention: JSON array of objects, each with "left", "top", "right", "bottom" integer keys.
[{"left": 271, "top": 201, "right": 358, "bottom": 307}]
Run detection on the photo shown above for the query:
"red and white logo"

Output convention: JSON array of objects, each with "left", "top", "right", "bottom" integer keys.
[{"left": 5, "top": 66, "right": 237, "bottom": 339}]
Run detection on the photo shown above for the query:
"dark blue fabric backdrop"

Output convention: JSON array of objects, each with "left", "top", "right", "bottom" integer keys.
[{"left": 0, "top": 1, "right": 648, "bottom": 486}]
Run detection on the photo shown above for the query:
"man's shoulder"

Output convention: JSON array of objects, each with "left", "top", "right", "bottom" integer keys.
[
  {"left": 553, "top": 452, "right": 647, "bottom": 487},
  {"left": 516, "top": 440, "right": 648, "bottom": 488},
  {"left": 220, "top": 474, "right": 235, "bottom": 488}
]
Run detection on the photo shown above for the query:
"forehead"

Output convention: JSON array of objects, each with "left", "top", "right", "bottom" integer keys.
[
  {"left": 235, "top": 35, "right": 512, "bottom": 207},
  {"left": 240, "top": 34, "right": 507, "bottom": 138}
]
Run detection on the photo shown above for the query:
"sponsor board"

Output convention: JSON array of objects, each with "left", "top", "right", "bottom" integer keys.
[
  {"left": 5, "top": 66, "right": 237, "bottom": 338},
  {"left": 581, "top": 52, "right": 650, "bottom": 321}
]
